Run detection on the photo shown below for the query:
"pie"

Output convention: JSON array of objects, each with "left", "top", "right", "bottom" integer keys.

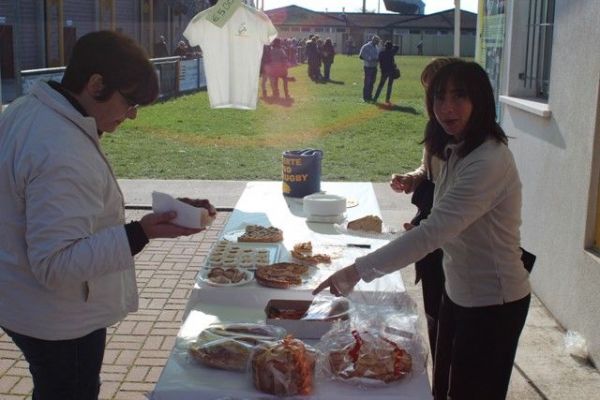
[
  {"left": 347, "top": 215, "right": 383, "bottom": 233},
  {"left": 291, "top": 241, "right": 332, "bottom": 265},
  {"left": 237, "top": 225, "right": 283, "bottom": 243},
  {"left": 255, "top": 262, "right": 309, "bottom": 289}
]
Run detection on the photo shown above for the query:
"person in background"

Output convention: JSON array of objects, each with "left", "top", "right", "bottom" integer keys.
[
  {"left": 154, "top": 34, "right": 169, "bottom": 58},
  {"left": 373, "top": 40, "right": 400, "bottom": 105},
  {"left": 390, "top": 57, "right": 460, "bottom": 366},
  {"left": 0, "top": 30, "right": 216, "bottom": 400},
  {"left": 314, "top": 60, "right": 531, "bottom": 400},
  {"left": 267, "top": 38, "right": 290, "bottom": 99},
  {"left": 259, "top": 43, "right": 272, "bottom": 98},
  {"left": 321, "top": 38, "right": 336, "bottom": 81},
  {"left": 306, "top": 35, "right": 323, "bottom": 82},
  {"left": 417, "top": 40, "right": 424, "bottom": 56},
  {"left": 358, "top": 35, "right": 380, "bottom": 102},
  {"left": 174, "top": 40, "right": 189, "bottom": 58}
]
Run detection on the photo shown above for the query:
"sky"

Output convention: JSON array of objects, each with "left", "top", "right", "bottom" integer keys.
[{"left": 262, "top": 0, "right": 478, "bottom": 14}]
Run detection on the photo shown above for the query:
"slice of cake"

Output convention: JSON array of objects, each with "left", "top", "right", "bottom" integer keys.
[{"left": 347, "top": 215, "right": 383, "bottom": 233}]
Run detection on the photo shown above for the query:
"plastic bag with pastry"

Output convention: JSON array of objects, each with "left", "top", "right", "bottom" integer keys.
[
  {"left": 184, "top": 322, "right": 287, "bottom": 371},
  {"left": 315, "top": 313, "right": 427, "bottom": 387},
  {"left": 251, "top": 335, "right": 318, "bottom": 396}
]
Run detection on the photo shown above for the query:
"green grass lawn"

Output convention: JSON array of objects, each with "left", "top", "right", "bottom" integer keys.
[{"left": 102, "top": 55, "right": 433, "bottom": 182}]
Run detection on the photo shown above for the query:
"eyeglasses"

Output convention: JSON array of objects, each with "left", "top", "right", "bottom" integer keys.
[{"left": 118, "top": 90, "right": 139, "bottom": 112}]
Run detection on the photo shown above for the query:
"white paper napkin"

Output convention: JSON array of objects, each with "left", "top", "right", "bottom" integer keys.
[{"left": 151, "top": 191, "right": 208, "bottom": 229}]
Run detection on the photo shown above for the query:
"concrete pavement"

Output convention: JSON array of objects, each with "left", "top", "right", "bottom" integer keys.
[{"left": 1, "top": 179, "right": 598, "bottom": 399}]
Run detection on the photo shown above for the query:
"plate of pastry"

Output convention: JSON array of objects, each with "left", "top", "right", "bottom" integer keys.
[
  {"left": 197, "top": 267, "right": 254, "bottom": 287},
  {"left": 334, "top": 215, "right": 401, "bottom": 240}
]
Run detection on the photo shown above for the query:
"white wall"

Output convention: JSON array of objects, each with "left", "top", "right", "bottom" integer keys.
[{"left": 500, "top": 0, "right": 600, "bottom": 364}]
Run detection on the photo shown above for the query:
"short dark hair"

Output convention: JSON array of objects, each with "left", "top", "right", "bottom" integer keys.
[
  {"left": 424, "top": 61, "right": 507, "bottom": 159},
  {"left": 384, "top": 40, "right": 393, "bottom": 50},
  {"left": 61, "top": 30, "right": 158, "bottom": 106}
]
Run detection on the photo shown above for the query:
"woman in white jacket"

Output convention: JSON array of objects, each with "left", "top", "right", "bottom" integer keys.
[
  {"left": 0, "top": 31, "right": 214, "bottom": 400},
  {"left": 314, "top": 61, "right": 531, "bottom": 400}
]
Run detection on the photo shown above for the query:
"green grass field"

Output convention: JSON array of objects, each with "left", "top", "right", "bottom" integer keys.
[{"left": 102, "top": 55, "right": 433, "bottom": 182}]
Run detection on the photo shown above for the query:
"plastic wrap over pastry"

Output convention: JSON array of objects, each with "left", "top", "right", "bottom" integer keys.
[
  {"left": 316, "top": 317, "right": 427, "bottom": 387},
  {"left": 251, "top": 335, "right": 317, "bottom": 396},
  {"left": 187, "top": 323, "right": 287, "bottom": 371}
]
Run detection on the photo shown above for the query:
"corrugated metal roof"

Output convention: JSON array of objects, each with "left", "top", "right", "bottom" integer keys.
[{"left": 265, "top": 6, "right": 477, "bottom": 31}]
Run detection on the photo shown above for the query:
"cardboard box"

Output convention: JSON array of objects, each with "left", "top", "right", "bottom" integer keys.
[{"left": 264, "top": 299, "right": 350, "bottom": 339}]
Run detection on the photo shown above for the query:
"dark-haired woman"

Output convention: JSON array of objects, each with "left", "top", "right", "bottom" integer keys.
[
  {"left": 314, "top": 60, "right": 531, "bottom": 400},
  {"left": 373, "top": 40, "right": 399, "bottom": 105},
  {"left": 321, "top": 38, "right": 336, "bottom": 81}
]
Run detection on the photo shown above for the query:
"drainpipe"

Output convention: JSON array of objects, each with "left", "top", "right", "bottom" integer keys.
[
  {"left": 454, "top": 0, "right": 461, "bottom": 57},
  {"left": 13, "top": 0, "right": 22, "bottom": 97},
  {"left": 363, "top": 0, "right": 366, "bottom": 13}
]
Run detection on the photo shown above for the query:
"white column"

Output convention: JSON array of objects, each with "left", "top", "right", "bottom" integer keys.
[{"left": 454, "top": 0, "right": 461, "bottom": 57}]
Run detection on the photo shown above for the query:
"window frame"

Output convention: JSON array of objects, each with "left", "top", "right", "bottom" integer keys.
[{"left": 519, "top": 0, "right": 555, "bottom": 100}]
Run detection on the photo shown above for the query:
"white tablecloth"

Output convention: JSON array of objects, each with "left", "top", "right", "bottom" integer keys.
[{"left": 152, "top": 182, "right": 432, "bottom": 399}]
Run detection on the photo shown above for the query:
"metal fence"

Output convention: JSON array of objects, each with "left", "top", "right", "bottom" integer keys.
[{"left": 17, "top": 56, "right": 207, "bottom": 101}]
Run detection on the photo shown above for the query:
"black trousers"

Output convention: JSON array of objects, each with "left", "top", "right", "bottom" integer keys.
[
  {"left": 373, "top": 72, "right": 395, "bottom": 103},
  {"left": 2, "top": 327, "right": 106, "bottom": 400},
  {"left": 415, "top": 248, "right": 444, "bottom": 363},
  {"left": 433, "top": 292, "right": 531, "bottom": 400}
]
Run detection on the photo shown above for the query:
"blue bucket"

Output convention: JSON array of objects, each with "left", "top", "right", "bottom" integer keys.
[{"left": 282, "top": 149, "right": 323, "bottom": 198}]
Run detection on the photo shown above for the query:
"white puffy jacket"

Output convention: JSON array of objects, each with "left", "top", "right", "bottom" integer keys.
[{"left": 0, "top": 81, "right": 138, "bottom": 340}]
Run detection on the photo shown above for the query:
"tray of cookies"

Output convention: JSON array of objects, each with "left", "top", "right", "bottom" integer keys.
[{"left": 205, "top": 239, "right": 280, "bottom": 269}]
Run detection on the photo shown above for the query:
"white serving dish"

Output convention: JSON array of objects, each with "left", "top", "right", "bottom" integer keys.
[{"left": 303, "top": 193, "right": 347, "bottom": 217}]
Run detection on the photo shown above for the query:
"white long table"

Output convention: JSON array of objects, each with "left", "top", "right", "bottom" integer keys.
[{"left": 152, "top": 182, "right": 432, "bottom": 399}]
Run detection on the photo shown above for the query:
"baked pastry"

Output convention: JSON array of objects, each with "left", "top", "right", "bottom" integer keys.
[
  {"left": 189, "top": 337, "right": 255, "bottom": 371},
  {"left": 206, "top": 267, "right": 247, "bottom": 284},
  {"left": 328, "top": 330, "right": 412, "bottom": 383},
  {"left": 202, "top": 323, "right": 286, "bottom": 339},
  {"left": 347, "top": 215, "right": 383, "bottom": 233},
  {"left": 252, "top": 335, "right": 316, "bottom": 396},
  {"left": 255, "top": 262, "right": 309, "bottom": 289},
  {"left": 291, "top": 241, "right": 332, "bottom": 265},
  {"left": 238, "top": 225, "right": 283, "bottom": 243},
  {"left": 189, "top": 323, "right": 286, "bottom": 371}
]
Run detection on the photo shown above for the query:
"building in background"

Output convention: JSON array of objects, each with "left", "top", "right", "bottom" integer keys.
[
  {"left": 265, "top": 5, "right": 476, "bottom": 57},
  {"left": 0, "top": 0, "right": 252, "bottom": 102},
  {"left": 481, "top": 0, "right": 600, "bottom": 365}
]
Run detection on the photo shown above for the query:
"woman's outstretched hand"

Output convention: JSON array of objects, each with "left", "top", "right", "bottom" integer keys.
[{"left": 313, "top": 264, "right": 361, "bottom": 297}]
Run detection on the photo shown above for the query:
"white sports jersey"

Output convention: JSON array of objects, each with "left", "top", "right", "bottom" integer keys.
[{"left": 184, "top": 4, "right": 277, "bottom": 110}]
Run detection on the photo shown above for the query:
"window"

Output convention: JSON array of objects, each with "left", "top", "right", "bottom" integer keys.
[
  {"left": 519, "top": 0, "right": 555, "bottom": 99},
  {"left": 336, "top": 28, "right": 346, "bottom": 33}
]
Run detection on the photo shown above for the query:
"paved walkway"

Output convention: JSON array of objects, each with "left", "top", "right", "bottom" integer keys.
[{"left": 0, "top": 180, "right": 598, "bottom": 399}]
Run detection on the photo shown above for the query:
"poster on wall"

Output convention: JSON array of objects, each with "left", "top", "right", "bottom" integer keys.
[{"left": 476, "top": 0, "right": 505, "bottom": 118}]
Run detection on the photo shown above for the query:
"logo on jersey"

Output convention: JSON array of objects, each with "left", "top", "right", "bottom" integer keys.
[{"left": 237, "top": 23, "right": 248, "bottom": 36}]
